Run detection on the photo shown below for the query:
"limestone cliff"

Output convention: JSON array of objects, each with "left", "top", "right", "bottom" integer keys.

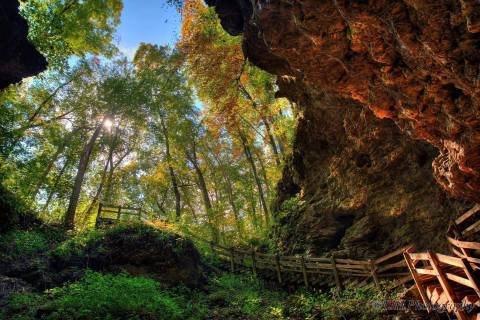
[
  {"left": 0, "top": 0, "right": 47, "bottom": 89},
  {"left": 206, "top": 0, "right": 478, "bottom": 257}
]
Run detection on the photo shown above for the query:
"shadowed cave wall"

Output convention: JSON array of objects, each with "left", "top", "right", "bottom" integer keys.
[{"left": 206, "top": 0, "right": 479, "bottom": 257}]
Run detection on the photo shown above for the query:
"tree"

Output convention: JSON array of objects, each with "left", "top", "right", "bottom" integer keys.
[
  {"left": 64, "top": 117, "right": 106, "bottom": 229},
  {"left": 20, "top": 0, "right": 123, "bottom": 70}
]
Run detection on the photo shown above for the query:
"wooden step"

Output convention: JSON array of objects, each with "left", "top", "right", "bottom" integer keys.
[
  {"left": 430, "top": 287, "right": 443, "bottom": 305},
  {"left": 436, "top": 292, "right": 450, "bottom": 307},
  {"left": 426, "top": 285, "right": 443, "bottom": 304}
]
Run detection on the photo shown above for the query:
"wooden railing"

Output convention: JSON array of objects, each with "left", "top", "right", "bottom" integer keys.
[
  {"left": 95, "top": 203, "right": 147, "bottom": 227},
  {"left": 94, "top": 203, "right": 412, "bottom": 290},
  {"left": 207, "top": 242, "right": 412, "bottom": 290},
  {"left": 447, "top": 204, "right": 480, "bottom": 268},
  {"left": 405, "top": 205, "right": 480, "bottom": 319}
]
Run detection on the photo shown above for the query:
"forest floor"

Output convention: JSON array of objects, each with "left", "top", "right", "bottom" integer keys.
[{"left": 0, "top": 222, "right": 418, "bottom": 320}]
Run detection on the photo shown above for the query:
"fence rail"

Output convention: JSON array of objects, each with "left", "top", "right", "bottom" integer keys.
[
  {"left": 95, "top": 203, "right": 412, "bottom": 290},
  {"left": 207, "top": 241, "right": 412, "bottom": 290},
  {"left": 95, "top": 203, "right": 147, "bottom": 227}
]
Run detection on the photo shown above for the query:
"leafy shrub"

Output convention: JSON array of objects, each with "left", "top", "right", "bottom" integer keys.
[
  {"left": 283, "top": 282, "right": 395, "bottom": 320},
  {"left": 208, "top": 273, "right": 286, "bottom": 319},
  {"left": 0, "top": 172, "right": 40, "bottom": 233},
  {"left": 51, "top": 223, "right": 191, "bottom": 262},
  {"left": 207, "top": 274, "right": 393, "bottom": 320},
  {"left": 50, "top": 229, "right": 104, "bottom": 261},
  {"left": 50, "top": 223, "right": 204, "bottom": 287},
  {"left": 0, "top": 230, "right": 48, "bottom": 256},
  {"left": 4, "top": 272, "right": 208, "bottom": 320}
]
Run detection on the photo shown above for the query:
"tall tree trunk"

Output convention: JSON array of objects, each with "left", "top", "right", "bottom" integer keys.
[
  {"left": 155, "top": 188, "right": 169, "bottom": 217},
  {"left": 186, "top": 137, "right": 219, "bottom": 242},
  {"left": 223, "top": 172, "right": 243, "bottom": 237},
  {"left": 182, "top": 190, "right": 198, "bottom": 223},
  {"left": 41, "top": 157, "right": 71, "bottom": 214},
  {"left": 32, "top": 143, "right": 65, "bottom": 200},
  {"left": 103, "top": 126, "right": 119, "bottom": 204},
  {"left": 79, "top": 154, "right": 111, "bottom": 227},
  {"left": 64, "top": 121, "right": 104, "bottom": 230},
  {"left": 236, "top": 72, "right": 281, "bottom": 166},
  {"left": 260, "top": 113, "right": 281, "bottom": 166},
  {"left": 247, "top": 192, "right": 260, "bottom": 229},
  {"left": 254, "top": 149, "right": 271, "bottom": 195},
  {"left": 238, "top": 130, "right": 270, "bottom": 226},
  {"left": 276, "top": 109, "right": 288, "bottom": 157},
  {"left": 103, "top": 147, "right": 130, "bottom": 204},
  {"left": 160, "top": 117, "right": 181, "bottom": 219},
  {"left": 209, "top": 149, "right": 243, "bottom": 237}
]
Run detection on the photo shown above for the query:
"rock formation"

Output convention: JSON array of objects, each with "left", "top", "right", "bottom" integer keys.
[
  {"left": 207, "top": 0, "right": 478, "bottom": 256},
  {"left": 0, "top": 0, "right": 47, "bottom": 89},
  {"left": 51, "top": 224, "right": 205, "bottom": 288}
]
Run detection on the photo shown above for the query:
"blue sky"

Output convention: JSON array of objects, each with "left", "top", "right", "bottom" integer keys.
[{"left": 115, "top": 0, "right": 181, "bottom": 60}]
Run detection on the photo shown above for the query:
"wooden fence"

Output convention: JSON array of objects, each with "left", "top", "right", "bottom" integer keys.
[
  {"left": 208, "top": 242, "right": 412, "bottom": 290},
  {"left": 95, "top": 203, "right": 147, "bottom": 227},
  {"left": 94, "top": 203, "right": 412, "bottom": 290}
]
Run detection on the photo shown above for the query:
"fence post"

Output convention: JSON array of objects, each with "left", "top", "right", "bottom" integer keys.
[
  {"left": 251, "top": 247, "right": 257, "bottom": 275},
  {"left": 275, "top": 253, "right": 282, "bottom": 284},
  {"left": 300, "top": 255, "right": 309, "bottom": 289},
  {"left": 369, "top": 259, "right": 380, "bottom": 288},
  {"left": 116, "top": 206, "right": 122, "bottom": 221},
  {"left": 330, "top": 254, "right": 343, "bottom": 292},
  {"left": 95, "top": 202, "right": 103, "bottom": 227},
  {"left": 230, "top": 247, "right": 235, "bottom": 273}
]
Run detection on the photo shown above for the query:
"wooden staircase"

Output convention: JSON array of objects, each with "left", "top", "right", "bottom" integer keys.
[{"left": 404, "top": 205, "right": 480, "bottom": 319}]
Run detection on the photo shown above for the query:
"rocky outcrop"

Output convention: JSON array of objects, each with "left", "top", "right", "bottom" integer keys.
[
  {"left": 0, "top": 0, "right": 47, "bottom": 89},
  {"left": 1, "top": 224, "right": 205, "bottom": 290},
  {"left": 273, "top": 81, "right": 470, "bottom": 257},
  {"left": 207, "top": 0, "right": 478, "bottom": 256},
  {"left": 51, "top": 224, "right": 206, "bottom": 288},
  {"left": 208, "top": 0, "right": 480, "bottom": 204}
]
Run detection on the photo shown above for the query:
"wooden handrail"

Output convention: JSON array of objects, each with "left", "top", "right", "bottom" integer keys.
[
  {"left": 95, "top": 203, "right": 413, "bottom": 290},
  {"left": 455, "top": 204, "right": 480, "bottom": 225},
  {"left": 375, "top": 246, "right": 411, "bottom": 265}
]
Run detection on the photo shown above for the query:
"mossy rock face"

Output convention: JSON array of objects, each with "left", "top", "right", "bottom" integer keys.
[{"left": 51, "top": 223, "right": 205, "bottom": 288}]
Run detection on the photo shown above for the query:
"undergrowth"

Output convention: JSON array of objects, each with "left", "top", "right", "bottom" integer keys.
[
  {"left": 3, "top": 271, "right": 392, "bottom": 320},
  {"left": 0, "top": 226, "right": 65, "bottom": 260},
  {"left": 3, "top": 271, "right": 208, "bottom": 320},
  {"left": 1, "top": 223, "right": 395, "bottom": 320}
]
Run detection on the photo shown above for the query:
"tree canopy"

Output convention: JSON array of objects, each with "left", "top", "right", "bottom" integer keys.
[{"left": 1, "top": 0, "right": 295, "bottom": 245}]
